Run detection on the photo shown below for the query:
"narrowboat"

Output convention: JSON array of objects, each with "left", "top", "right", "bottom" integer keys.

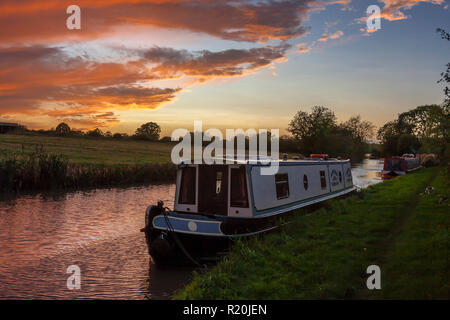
[
  {"left": 381, "top": 154, "right": 421, "bottom": 179},
  {"left": 142, "top": 155, "right": 356, "bottom": 264}
]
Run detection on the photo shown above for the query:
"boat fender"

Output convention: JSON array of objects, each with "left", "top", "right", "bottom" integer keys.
[{"left": 149, "top": 232, "right": 173, "bottom": 258}]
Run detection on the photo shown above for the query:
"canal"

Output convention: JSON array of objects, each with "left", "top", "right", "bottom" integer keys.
[{"left": 0, "top": 159, "right": 383, "bottom": 299}]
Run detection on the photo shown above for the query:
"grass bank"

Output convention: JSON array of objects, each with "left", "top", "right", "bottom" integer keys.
[
  {"left": 175, "top": 166, "right": 448, "bottom": 299},
  {"left": 0, "top": 134, "right": 173, "bottom": 165},
  {"left": 0, "top": 139, "right": 176, "bottom": 193}
]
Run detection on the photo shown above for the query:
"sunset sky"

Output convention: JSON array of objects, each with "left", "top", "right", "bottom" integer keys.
[{"left": 0, "top": 0, "right": 448, "bottom": 136}]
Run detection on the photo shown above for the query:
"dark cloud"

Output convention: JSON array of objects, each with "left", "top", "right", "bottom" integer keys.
[{"left": 142, "top": 44, "right": 290, "bottom": 80}]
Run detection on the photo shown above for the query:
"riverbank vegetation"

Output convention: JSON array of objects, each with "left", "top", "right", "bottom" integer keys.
[
  {"left": 0, "top": 134, "right": 174, "bottom": 165},
  {"left": 376, "top": 104, "right": 448, "bottom": 158},
  {"left": 287, "top": 106, "right": 375, "bottom": 162},
  {"left": 0, "top": 145, "right": 176, "bottom": 193},
  {"left": 175, "top": 166, "right": 448, "bottom": 299}
]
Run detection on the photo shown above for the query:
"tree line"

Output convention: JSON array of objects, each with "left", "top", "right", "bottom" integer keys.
[
  {"left": 285, "top": 106, "right": 374, "bottom": 161},
  {"left": 376, "top": 104, "right": 448, "bottom": 157},
  {"left": 26, "top": 121, "right": 164, "bottom": 142}
]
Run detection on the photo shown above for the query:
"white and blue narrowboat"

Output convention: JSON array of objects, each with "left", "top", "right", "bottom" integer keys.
[{"left": 142, "top": 155, "right": 356, "bottom": 264}]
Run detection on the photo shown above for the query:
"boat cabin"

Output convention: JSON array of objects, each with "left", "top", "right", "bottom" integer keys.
[{"left": 174, "top": 158, "right": 354, "bottom": 219}]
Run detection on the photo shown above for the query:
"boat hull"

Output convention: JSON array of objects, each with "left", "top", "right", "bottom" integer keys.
[{"left": 143, "top": 186, "right": 356, "bottom": 264}]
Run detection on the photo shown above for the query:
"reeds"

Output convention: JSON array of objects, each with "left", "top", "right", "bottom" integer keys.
[{"left": 0, "top": 146, "right": 176, "bottom": 192}]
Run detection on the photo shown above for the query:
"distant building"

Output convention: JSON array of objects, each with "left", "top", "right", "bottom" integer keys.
[{"left": 0, "top": 122, "right": 20, "bottom": 134}]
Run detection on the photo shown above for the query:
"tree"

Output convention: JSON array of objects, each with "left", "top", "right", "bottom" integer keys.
[
  {"left": 376, "top": 104, "right": 449, "bottom": 156},
  {"left": 398, "top": 105, "right": 448, "bottom": 141},
  {"left": 159, "top": 136, "right": 172, "bottom": 143},
  {"left": 288, "top": 106, "right": 337, "bottom": 155},
  {"left": 377, "top": 120, "right": 415, "bottom": 156},
  {"left": 113, "top": 133, "right": 123, "bottom": 139},
  {"left": 397, "top": 134, "right": 421, "bottom": 155},
  {"left": 134, "top": 122, "right": 161, "bottom": 141},
  {"left": 287, "top": 106, "right": 374, "bottom": 160},
  {"left": 339, "top": 115, "right": 375, "bottom": 142},
  {"left": 87, "top": 128, "right": 103, "bottom": 137},
  {"left": 55, "top": 122, "right": 71, "bottom": 136}
]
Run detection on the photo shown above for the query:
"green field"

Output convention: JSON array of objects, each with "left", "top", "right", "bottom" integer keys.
[
  {"left": 175, "top": 166, "right": 449, "bottom": 299},
  {"left": 0, "top": 134, "right": 173, "bottom": 165}
]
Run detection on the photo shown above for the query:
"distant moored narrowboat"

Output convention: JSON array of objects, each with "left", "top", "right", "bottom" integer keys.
[
  {"left": 142, "top": 155, "right": 356, "bottom": 264},
  {"left": 381, "top": 154, "right": 421, "bottom": 179}
]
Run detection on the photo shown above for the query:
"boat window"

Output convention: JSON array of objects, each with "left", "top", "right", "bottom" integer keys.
[
  {"left": 230, "top": 167, "right": 249, "bottom": 208},
  {"left": 216, "top": 171, "right": 223, "bottom": 194},
  {"left": 178, "top": 167, "right": 196, "bottom": 204},
  {"left": 303, "top": 174, "right": 308, "bottom": 190},
  {"left": 320, "top": 171, "right": 326, "bottom": 189},
  {"left": 392, "top": 159, "right": 402, "bottom": 171},
  {"left": 339, "top": 171, "right": 342, "bottom": 183},
  {"left": 275, "top": 174, "right": 290, "bottom": 199}
]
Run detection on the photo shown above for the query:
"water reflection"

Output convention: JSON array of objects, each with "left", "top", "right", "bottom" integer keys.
[
  {"left": 0, "top": 161, "right": 383, "bottom": 299},
  {"left": 0, "top": 184, "right": 195, "bottom": 299},
  {"left": 352, "top": 159, "right": 384, "bottom": 189}
]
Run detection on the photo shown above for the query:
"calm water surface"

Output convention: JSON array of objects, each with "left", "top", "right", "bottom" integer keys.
[
  {"left": 0, "top": 160, "right": 383, "bottom": 299},
  {"left": 0, "top": 184, "right": 195, "bottom": 299},
  {"left": 352, "top": 159, "right": 384, "bottom": 189}
]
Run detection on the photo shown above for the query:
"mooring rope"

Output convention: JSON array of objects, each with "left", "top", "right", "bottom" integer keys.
[{"left": 161, "top": 208, "right": 207, "bottom": 269}]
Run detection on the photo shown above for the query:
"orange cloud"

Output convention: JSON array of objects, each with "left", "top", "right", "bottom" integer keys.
[
  {"left": 0, "top": 44, "right": 289, "bottom": 129},
  {"left": 0, "top": 1, "right": 353, "bottom": 130},
  {"left": 329, "top": 30, "right": 344, "bottom": 39},
  {"left": 0, "top": 0, "right": 315, "bottom": 44},
  {"left": 379, "top": 0, "right": 445, "bottom": 21},
  {"left": 318, "top": 30, "right": 343, "bottom": 42},
  {"left": 296, "top": 42, "right": 312, "bottom": 53},
  {"left": 297, "top": 47, "right": 311, "bottom": 53},
  {"left": 319, "top": 34, "right": 329, "bottom": 42},
  {"left": 357, "top": 0, "right": 445, "bottom": 24}
]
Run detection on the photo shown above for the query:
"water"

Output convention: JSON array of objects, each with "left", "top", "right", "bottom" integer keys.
[
  {"left": 352, "top": 159, "right": 384, "bottom": 189},
  {"left": 0, "top": 160, "right": 383, "bottom": 299},
  {"left": 0, "top": 184, "right": 194, "bottom": 299}
]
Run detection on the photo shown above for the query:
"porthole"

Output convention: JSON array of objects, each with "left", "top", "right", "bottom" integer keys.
[{"left": 303, "top": 174, "right": 308, "bottom": 190}]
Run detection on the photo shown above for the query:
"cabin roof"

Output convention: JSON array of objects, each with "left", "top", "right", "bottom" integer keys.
[{"left": 178, "top": 157, "right": 350, "bottom": 166}]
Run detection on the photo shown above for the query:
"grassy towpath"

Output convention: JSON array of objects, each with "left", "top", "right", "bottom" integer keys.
[{"left": 175, "top": 166, "right": 448, "bottom": 299}]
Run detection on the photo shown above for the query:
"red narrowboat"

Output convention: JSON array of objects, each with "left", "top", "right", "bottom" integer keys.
[{"left": 382, "top": 154, "right": 421, "bottom": 179}]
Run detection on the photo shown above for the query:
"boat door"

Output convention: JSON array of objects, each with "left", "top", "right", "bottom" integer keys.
[{"left": 198, "top": 165, "right": 228, "bottom": 215}]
